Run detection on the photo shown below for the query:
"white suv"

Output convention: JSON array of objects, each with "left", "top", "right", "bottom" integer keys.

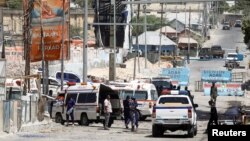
[{"left": 152, "top": 95, "right": 198, "bottom": 137}]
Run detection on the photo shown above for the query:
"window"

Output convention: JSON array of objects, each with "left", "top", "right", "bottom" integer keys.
[
  {"left": 151, "top": 90, "right": 158, "bottom": 101},
  {"left": 77, "top": 93, "right": 96, "bottom": 103},
  {"left": 159, "top": 97, "right": 189, "bottom": 104},
  {"left": 77, "top": 94, "right": 87, "bottom": 103},
  {"left": 152, "top": 81, "right": 171, "bottom": 89},
  {"left": 134, "top": 91, "right": 147, "bottom": 100},
  {"left": 68, "top": 73, "right": 80, "bottom": 83},
  {"left": 66, "top": 93, "right": 78, "bottom": 102},
  {"left": 50, "top": 79, "right": 59, "bottom": 86},
  {"left": 86, "top": 93, "right": 96, "bottom": 103},
  {"left": 122, "top": 90, "right": 133, "bottom": 100}
]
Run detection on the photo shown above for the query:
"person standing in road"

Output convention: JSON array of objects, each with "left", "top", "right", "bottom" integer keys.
[
  {"left": 205, "top": 100, "right": 218, "bottom": 133},
  {"left": 129, "top": 97, "right": 138, "bottom": 131},
  {"left": 104, "top": 95, "right": 112, "bottom": 130},
  {"left": 236, "top": 46, "right": 239, "bottom": 54},
  {"left": 65, "top": 94, "right": 75, "bottom": 126},
  {"left": 210, "top": 82, "right": 218, "bottom": 105},
  {"left": 132, "top": 97, "right": 139, "bottom": 130},
  {"left": 123, "top": 96, "right": 131, "bottom": 129}
]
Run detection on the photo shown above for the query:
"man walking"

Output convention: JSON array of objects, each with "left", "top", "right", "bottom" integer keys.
[
  {"left": 210, "top": 82, "right": 218, "bottom": 105},
  {"left": 123, "top": 96, "right": 131, "bottom": 129},
  {"left": 205, "top": 100, "right": 218, "bottom": 133},
  {"left": 65, "top": 94, "right": 75, "bottom": 126},
  {"left": 104, "top": 95, "right": 112, "bottom": 130}
]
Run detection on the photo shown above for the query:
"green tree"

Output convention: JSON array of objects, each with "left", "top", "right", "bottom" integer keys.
[
  {"left": 242, "top": 18, "right": 250, "bottom": 48},
  {"left": 217, "top": 1, "right": 229, "bottom": 14},
  {"left": 7, "top": 0, "right": 22, "bottom": 9},
  {"left": 131, "top": 15, "right": 168, "bottom": 36},
  {"left": 70, "top": 25, "right": 82, "bottom": 38}
]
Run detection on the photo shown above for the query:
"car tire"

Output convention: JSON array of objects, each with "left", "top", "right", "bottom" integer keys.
[
  {"left": 187, "top": 126, "right": 195, "bottom": 138},
  {"left": 80, "top": 113, "right": 89, "bottom": 126},
  {"left": 152, "top": 125, "right": 163, "bottom": 137},
  {"left": 55, "top": 113, "right": 64, "bottom": 125},
  {"left": 194, "top": 125, "right": 198, "bottom": 136}
]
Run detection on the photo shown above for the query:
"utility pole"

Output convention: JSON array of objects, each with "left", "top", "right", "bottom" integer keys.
[
  {"left": 175, "top": 5, "right": 178, "bottom": 39},
  {"left": 143, "top": 4, "right": 147, "bottom": 69},
  {"left": 187, "top": 7, "right": 191, "bottom": 64},
  {"left": 23, "top": 1, "right": 32, "bottom": 94},
  {"left": 109, "top": 0, "right": 116, "bottom": 81},
  {"left": 40, "top": 0, "right": 45, "bottom": 95},
  {"left": 158, "top": 3, "right": 163, "bottom": 67},
  {"left": 60, "top": 0, "right": 66, "bottom": 90},
  {"left": 83, "top": 0, "right": 88, "bottom": 82},
  {"left": 133, "top": 3, "right": 140, "bottom": 80},
  {"left": 184, "top": 2, "right": 187, "bottom": 36},
  {"left": 203, "top": 2, "right": 208, "bottom": 40}
]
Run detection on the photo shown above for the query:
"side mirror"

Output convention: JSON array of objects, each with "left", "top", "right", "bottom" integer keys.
[{"left": 194, "top": 104, "right": 199, "bottom": 108}]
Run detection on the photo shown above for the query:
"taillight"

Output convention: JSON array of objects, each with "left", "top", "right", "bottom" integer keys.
[
  {"left": 152, "top": 104, "right": 156, "bottom": 118},
  {"left": 188, "top": 109, "right": 192, "bottom": 118},
  {"left": 96, "top": 106, "right": 100, "bottom": 113},
  {"left": 149, "top": 102, "right": 152, "bottom": 108}
]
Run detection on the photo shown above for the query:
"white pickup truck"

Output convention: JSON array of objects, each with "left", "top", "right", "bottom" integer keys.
[{"left": 152, "top": 95, "right": 198, "bottom": 137}]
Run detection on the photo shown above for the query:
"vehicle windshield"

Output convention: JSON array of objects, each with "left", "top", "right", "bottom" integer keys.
[
  {"left": 227, "top": 54, "right": 237, "bottom": 58},
  {"left": 152, "top": 81, "right": 171, "bottom": 89},
  {"left": 211, "top": 46, "right": 221, "bottom": 50},
  {"left": 224, "top": 22, "right": 229, "bottom": 25},
  {"left": 122, "top": 90, "right": 148, "bottom": 100},
  {"left": 159, "top": 97, "right": 189, "bottom": 104}
]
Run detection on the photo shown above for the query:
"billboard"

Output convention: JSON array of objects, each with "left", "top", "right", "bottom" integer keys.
[
  {"left": 0, "top": 0, "right": 7, "bottom": 6},
  {"left": 201, "top": 70, "right": 232, "bottom": 82},
  {"left": 203, "top": 82, "right": 244, "bottom": 96},
  {"left": 160, "top": 67, "right": 190, "bottom": 86},
  {"left": 25, "top": 0, "right": 70, "bottom": 62}
]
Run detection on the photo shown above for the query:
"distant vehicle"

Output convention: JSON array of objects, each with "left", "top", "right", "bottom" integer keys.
[
  {"left": 198, "top": 46, "right": 212, "bottom": 59},
  {"left": 211, "top": 45, "right": 225, "bottom": 58},
  {"left": 234, "top": 20, "right": 242, "bottom": 27},
  {"left": 225, "top": 53, "right": 241, "bottom": 68},
  {"left": 151, "top": 76, "right": 172, "bottom": 96},
  {"left": 56, "top": 71, "right": 81, "bottom": 83},
  {"left": 152, "top": 94, "right": 198, "bottom": 137},
  {"left": 222, "top": 22, "right": 230, "bottom": 30}
]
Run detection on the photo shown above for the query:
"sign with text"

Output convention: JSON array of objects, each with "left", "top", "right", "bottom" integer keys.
[
  {"left": 160, "top": 68, "right": 189, "bottom": 86},
  {"left": 201, "top": 70, "right": 232, "bottom": 82},
  {"left": 203, "top": 82, "right": 244, "bottom": 96},
  {"left": 24, "top": 0, "right": 70, "bottom": 62}
]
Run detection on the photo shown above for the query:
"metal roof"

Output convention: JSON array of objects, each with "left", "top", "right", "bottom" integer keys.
[{"left": 133, "top": 31, "right": 177, "bottom": 46}]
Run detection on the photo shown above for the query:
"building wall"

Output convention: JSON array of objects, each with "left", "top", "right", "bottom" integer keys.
[{"left": 3, "top": 9, "right": 95, "bottom": 37}]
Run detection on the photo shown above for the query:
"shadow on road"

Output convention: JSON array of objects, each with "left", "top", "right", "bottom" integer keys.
[{"left": 145, "top": 134, "right": 190, "bottom": 138}]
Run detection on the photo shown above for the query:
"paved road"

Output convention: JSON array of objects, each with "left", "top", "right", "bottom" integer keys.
[{"left": 188, "top": 25, "right": 247, "bottom": 91}]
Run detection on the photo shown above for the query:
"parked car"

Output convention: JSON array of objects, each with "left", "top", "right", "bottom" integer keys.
[
  {"left": 211, "top": 45, "right": 225, "bottom": 58},
  {"left": 199, "top": 46, "right": 212, "bottom": 59},
  {"left": 234, "top": 20, "right": 242, "bottom": 27},
  {"left": 56, "top": 71, "right": 81, "bottom": 83},
  {"left": 152, "top": 94, "right": 198, "bottom": 137},
  {"left": 222, "top": 22, "right": 230, "bottom": 30},
  {"left": 52, "top": 83, "right": 122, "bottom": 127}
]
